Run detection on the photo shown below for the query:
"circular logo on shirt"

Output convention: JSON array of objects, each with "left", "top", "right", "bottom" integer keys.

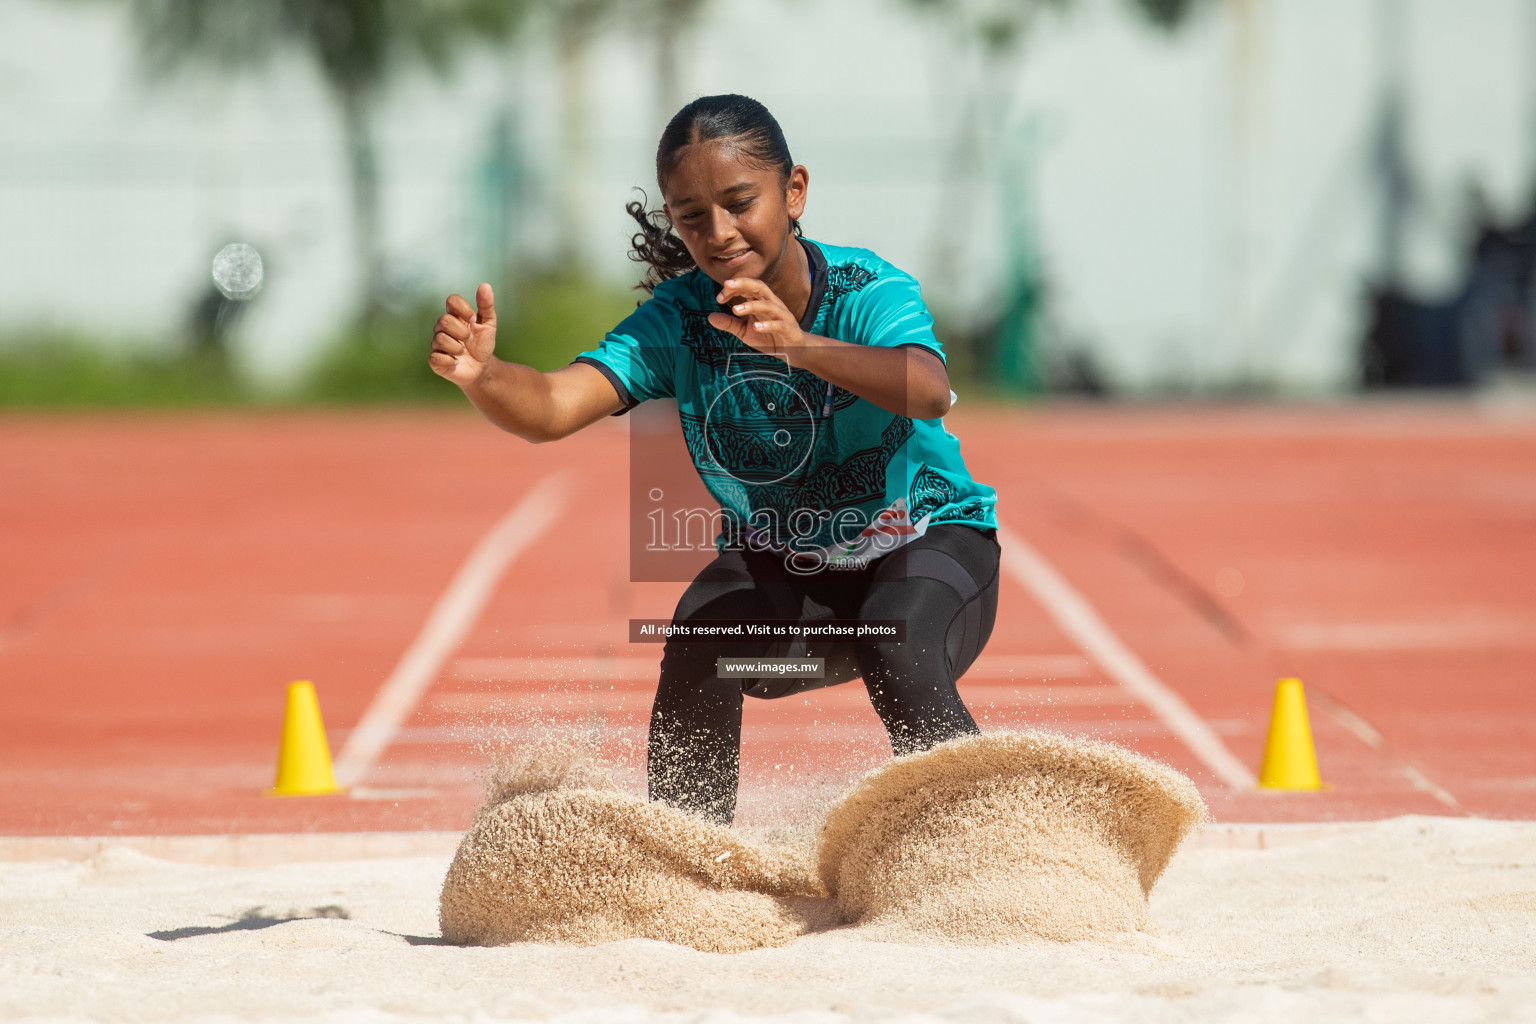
[{"left": 702, "top": 373, "right": 817, "bottom": 486}]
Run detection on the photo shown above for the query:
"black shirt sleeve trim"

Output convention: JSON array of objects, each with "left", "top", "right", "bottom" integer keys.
[
  {"left": 797, "top": 237, "right": 828, "bottom": 333},
  {"left": 894, "top": 341, "right": 948, "bottom": 365},
  {"left": 572, "top": 355, "right": 638, "bottom": 416}
]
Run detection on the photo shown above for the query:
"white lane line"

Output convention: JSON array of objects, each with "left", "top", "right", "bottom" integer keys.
[
  {"left": 959, "top": 684, "right": 1137, "bottom": 706},
  {"left": 965, "top": 653, "right": 1094, "bottom": 679},
  {"left": 332, "top": 471, "right": 573, "bottom": 788},
  {"left": 450, "top": 652, "right": 1092, "bottom": 682},
  {"left": 1278, "top": 620, "right": 1536, "bottom": 650},
  {"left": 366, "top": 718, "right": 1190, "bottom": 746},
  {"left": 1399, "top": 764, "right": 1463, "bottom": 812},
  {"left": 996, "top": 523, "right": 1258, "bottom": 790},
  {"left": 452, "top": 656, "right": 662, "bottom": 680},
  {"left": 1310, "top": 692, "right": 1462, "bottom": 811}
]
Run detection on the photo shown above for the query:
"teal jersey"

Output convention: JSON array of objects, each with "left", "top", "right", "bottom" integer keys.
[{"left": 574, "top": 238, "right": 997, "bottom": 565}]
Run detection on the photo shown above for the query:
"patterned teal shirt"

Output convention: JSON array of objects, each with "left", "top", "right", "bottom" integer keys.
[{"left": 574, "top": 238, "right": 997, "bottom": 567}]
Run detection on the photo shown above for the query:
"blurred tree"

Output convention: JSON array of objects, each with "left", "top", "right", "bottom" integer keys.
[
  {"left": 541, "top": 0, "right": 709, "bottom": 270},
  {"left": 900, "top": 0, "right": 1210, "bottom": 389},
  {"left": 121, "top": 0, "right": 527, "bottom": 322},
  {"left": 1133, "top": 0, "right": 1205, "bottom": 31},
  {"left": 548, "top": 0, "right": 615, "bottom": 270},
  {"left": 647, "top": 0, "right": 708, "bottom": 129}
]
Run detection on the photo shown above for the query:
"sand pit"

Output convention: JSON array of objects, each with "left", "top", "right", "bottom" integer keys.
[
  {"left": 4, "top": 816, "right": 1536, "bottom": 1022},
  {"left": 819, "top": 732, "right": 1209, "bottom": 942},
  {"left": 438, "top": 748, "right": 826, "bottom": 952}
]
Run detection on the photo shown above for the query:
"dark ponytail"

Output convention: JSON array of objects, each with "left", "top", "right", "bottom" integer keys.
[{"left": 627, "top": 93, "right": 803, "bottom": 293}]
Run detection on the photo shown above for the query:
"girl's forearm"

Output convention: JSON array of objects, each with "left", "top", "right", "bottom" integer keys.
[
  {"left": 459, "top": 358, "right": 564, "bottom": 442},
  {"left": 788, "top": 336, "right": 951, "bottom": 419}
]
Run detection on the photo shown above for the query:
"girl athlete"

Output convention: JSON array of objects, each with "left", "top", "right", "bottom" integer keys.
[{"left": 430, "top": 94, "right": 1000, "bottom": 824}]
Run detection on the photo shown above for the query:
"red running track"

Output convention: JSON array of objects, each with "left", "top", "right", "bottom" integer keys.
[{"left": 1, "top": 403, "right": 1532, "bottom": 835}]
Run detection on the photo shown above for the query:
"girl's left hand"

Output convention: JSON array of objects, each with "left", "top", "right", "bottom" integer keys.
[{"left": 707, "top": 278, "right": 805, "bottom": 357}]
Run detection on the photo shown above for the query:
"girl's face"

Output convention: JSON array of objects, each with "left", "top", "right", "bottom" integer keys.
[{"left": 661, "top": 140, "right": 809, "bottom": 289}]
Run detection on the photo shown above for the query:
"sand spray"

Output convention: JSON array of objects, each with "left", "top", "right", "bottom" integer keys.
[{"left": 439, "top": 729, "right": 1208, "bottom": 950}]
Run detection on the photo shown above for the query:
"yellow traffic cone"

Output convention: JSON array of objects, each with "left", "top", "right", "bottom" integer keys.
[
  {"left": 1258, "top": 677, "right": 1323, "bottom": 790},
  {"left": 267, "top": 681, "right": 344, "bottom": 796}
]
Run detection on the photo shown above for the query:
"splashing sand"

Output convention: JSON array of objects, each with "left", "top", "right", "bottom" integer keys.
[
  {"left": 819, "top": 732, "right": 1210, "bottom": 943},
  {"left": 440, "top": 732, "right": 1207, "bottom": 951},
  {"left": 438, "top": 744, "right": 827, "bottom": 953}
]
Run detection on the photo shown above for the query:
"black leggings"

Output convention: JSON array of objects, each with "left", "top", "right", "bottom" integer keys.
[{"left": 648, "top": 523, "right": 1001, "bottom": 823}]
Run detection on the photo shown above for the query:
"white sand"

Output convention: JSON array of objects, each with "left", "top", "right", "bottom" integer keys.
[{"left": 2, "top": 816, "right": 1534, "bottom": 1023}]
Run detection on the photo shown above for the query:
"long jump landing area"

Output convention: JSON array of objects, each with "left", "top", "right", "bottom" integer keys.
[{"left": 1, "top": 401, "right": 1532, "bottom": 836}]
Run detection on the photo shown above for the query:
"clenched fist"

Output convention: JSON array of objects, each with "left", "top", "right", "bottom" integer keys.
[{"left": 430, "top": 283, "right": 497, "bottom": 387}]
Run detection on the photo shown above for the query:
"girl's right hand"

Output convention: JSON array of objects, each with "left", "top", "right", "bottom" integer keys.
[{"left": 430, "top": 283, "right": 497, "bottom": 387}]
